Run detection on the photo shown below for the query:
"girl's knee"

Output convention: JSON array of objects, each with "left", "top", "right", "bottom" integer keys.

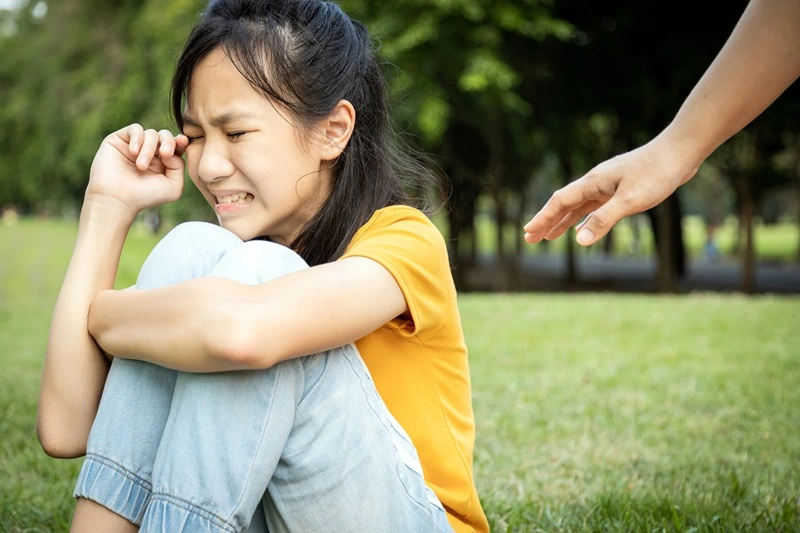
[
  {"left": 137, "top": 222, "right": 243, "bottom": 288},
  {"left": 211, "top": 240, "right": 309, "bottom": 285},
  {"left": 160, "top": 221, "right": 241, "bottom": 249}
]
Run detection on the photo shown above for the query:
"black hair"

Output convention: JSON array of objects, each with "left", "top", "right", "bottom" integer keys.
[{"left": 171, "top": 0, "right": 446, "bottom": 266}]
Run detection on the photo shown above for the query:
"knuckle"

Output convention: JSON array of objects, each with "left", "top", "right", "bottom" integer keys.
[
  {"left": 550, "top": 189, "right": 569, "bottom": 209},
  {"left": 588, "top": 210, "right": 611, "bottom": 229}
]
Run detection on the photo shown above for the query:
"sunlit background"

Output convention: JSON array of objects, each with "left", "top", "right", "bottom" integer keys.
[{"left": 1, "top": 1, "right": 798, "bottom": 531}]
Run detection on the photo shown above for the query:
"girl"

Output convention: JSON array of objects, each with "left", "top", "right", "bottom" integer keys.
[{"left": 37, "top": 0, "right": 488, "bottom": 531}]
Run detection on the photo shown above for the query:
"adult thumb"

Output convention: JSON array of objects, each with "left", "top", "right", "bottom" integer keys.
[{"left": 575, "top": 201, "right": 627, "bottom": 246}]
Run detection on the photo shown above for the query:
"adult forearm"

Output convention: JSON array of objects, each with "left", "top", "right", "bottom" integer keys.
[
  {"left": 662, "top": 0, "right": 800, "bottom": 171},
  {"left": 38, "top": 202, "right": 134, "bottom": 457}
]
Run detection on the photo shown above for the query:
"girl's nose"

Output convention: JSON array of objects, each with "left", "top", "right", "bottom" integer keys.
[{"left": 197, "top": 141, "right": 235, "bottom": 182}]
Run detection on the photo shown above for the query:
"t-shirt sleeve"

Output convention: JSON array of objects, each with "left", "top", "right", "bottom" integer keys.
[{"left": 340, "top": 207, "right": 453, "bottom": 338}]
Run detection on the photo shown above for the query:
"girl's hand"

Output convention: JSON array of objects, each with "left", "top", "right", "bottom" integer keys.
[{"left": 86, "top": 124, "right": 190, "bottom": 218}]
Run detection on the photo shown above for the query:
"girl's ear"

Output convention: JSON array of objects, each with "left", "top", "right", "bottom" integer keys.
[{"left": 320, "top": 100, "right": 355, "bottom": 161}]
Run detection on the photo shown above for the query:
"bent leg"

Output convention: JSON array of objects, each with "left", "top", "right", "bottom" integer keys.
[
  {"left": 263, "top": 343, "right": 452, "bottom": 533},
  {"left": 138, "top": 241, "right": 451, "bottom": 532},
  {"left": 139, "top": 241, "right": 305, "bottom": 532},
  {"left": 73, "top": 222, "right": 243, "bottom": 525}
]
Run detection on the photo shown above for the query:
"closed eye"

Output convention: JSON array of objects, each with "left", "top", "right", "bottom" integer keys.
[
  {"left": 227, "top": 132, "right": 246, "bottom": 140},
  {"left": 184, "top": 135, "right": 204, "bottom": 143}
]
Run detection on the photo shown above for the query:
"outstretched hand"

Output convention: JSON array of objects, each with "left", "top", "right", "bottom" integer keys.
[
  {"left": 86, "top": 124, "right": 190, "bottom": 218},
  {"left": 523, "top": 137, "right": 700, "bottom": 246}
]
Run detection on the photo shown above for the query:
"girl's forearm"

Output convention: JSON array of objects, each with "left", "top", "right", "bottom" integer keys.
[
  {"left": 89, "top": 278, "right": 254, "bottom": 373},
  {"left": 662, "top": 0, "right": 800, "bottom": 172},
  {"left": 37, "top": 203, "right": 134, "bottom": 458}
]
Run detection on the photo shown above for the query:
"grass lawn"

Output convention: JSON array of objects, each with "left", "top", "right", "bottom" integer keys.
[{"left": 1, "top": 218, "right": 799, "bottom": 532}]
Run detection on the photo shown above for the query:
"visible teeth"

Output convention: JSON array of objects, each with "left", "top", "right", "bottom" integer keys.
[{"left": 216, "top": 193, "right": 252, "bottom": 204}]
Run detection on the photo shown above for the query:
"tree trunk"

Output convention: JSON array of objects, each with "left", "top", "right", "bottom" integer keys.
[
  {"left": 560, "top": 156, "right": 577, "bottom": 283},
  {"left": 602, "top": 227, "right": 614, "bottom": 256},
  {"left": 648, "top": 194, "right": 686, "bottom": 292},
  {"left": 493, "top": 190, "right": 509, "bottom": 291},
  {"left": 796, "top": 174, "right": 800, "bottom": 263},
  {"left": 655, "top": 202, "right": 676, "bottom": 292},
  {"left": 447, "top": 205, "right": 465, "bottom": 290},
  {"left": 735, "top": 175, "right": 757, "bottom": 293}
]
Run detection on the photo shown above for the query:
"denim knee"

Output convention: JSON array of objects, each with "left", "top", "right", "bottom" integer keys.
[
  {"left": 137, "top": 222, "right": 243, "bottom": 289},
  {"left": 210, "top": 240, "right": 309, "bottom": 285}
]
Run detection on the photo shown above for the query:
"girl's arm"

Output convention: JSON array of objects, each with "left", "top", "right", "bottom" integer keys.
[
  {"left": 37, "top": 126, "right": 186, "bottom": 458},
  {"left": 88, "top": 255, "right": 406, "bottom": 372},
  {"left": 524, "top": 0, "right": 800, "bottom": 245},
  {"left": 37, "top": 203, "right": 131, "bottom": 458}
]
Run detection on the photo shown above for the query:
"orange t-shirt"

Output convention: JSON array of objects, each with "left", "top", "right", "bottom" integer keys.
[{"left": 340, "top": 205, "right": 488, "bottom": 533}]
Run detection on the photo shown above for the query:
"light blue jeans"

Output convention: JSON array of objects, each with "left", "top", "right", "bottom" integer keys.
[{"left": 74, "top": 222, "right": 452, "bottom": 533}]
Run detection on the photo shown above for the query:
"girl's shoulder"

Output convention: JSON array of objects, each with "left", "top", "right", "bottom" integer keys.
[
  {"left": 344, "top": 205, "right": 448, "bottom": 262},
  {"left": 353, "top": 205, "right": 442, "bottom": 243},
  {"left": 343, "top": 205, "right": 455, "bottom": 337}
]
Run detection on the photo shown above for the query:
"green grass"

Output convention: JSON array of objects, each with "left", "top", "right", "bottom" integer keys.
[{"left": 2, "top": 218, "right": 799, "bottom": 532}]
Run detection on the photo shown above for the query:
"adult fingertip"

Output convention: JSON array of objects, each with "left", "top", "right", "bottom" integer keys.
[{"left": 576, "top": 227, "right": 595, "bottom": 246}]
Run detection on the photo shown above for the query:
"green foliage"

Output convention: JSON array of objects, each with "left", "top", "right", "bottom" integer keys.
[
  {"left": 1, "top": 220, "right": 799, "bottom": 530},
  {"left": 0, "top": 0, "right": 209, "bottom": 219},
  {"left": 0, "top": 0, "right": 797, "bottom": 289}
]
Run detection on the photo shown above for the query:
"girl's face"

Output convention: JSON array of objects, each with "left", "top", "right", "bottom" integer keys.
[{"left": 182, "top": 47, "right": 332, "bottom": 244}]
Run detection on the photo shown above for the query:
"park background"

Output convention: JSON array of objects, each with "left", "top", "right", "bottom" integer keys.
[{"left": 1, "top": 0, "right": 798, "bottom": 531}]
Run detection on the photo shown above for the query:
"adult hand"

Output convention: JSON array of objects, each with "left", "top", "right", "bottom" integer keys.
[
  {"left": 523, "top": 136, "right": 699, "bottom": 246},
  {"left": 85, "top": 124, "right": 190, "bottom": 219}
]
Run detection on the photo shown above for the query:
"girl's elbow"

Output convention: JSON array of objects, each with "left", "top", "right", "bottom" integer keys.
[
  {"left": 36, "top": 421, "right": 87, "bottom": 459},
  {"left": 214, "top": 331, "right": 280, "bottom": 370}
]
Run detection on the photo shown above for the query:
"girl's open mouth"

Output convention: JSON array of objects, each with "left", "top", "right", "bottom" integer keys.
[{"left": 214, "top": 192, "right": 254, "bottom": 215}]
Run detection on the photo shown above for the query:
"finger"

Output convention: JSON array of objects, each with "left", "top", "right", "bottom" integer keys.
[
  {"left": 574, "top": 199, "right": 630, "bottom": 246},
  {"left": 136, "top": 129, "right": 160, "bottom": 170},
  {"left": 157, "top": 129, "right": 176, "bottom": 158},
  {"left": 523, "top": 178, "right": 604, "bottom": 240},
  {"left": 544, "top": 202, "right": 603, "bottom": 241},
  {"left": 526, "top": 214, "right": 575, "bottom": 243},
  {"left": 161, "top": 154, "right": 186, "bottom": 200},
  {"left": 174, "top": 134, "right": 190, "bottom": 156},
  {"left": 126, "top": 123, "right": 144, "bottom": 156}
]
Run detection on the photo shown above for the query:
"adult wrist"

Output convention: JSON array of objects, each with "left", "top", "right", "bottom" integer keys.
[{"left": 651, "top": 126, "right": 707, "bottom": 186}]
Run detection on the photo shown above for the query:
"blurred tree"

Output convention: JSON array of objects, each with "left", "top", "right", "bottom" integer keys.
[
  {"left": 340, "top": 0, "right": 573, "bottom": 290},
  {"left": 712, "top": 90, "right": 800, "bottom": 292},
  {"left": 0, "top": 0, "right": 796, "bottom": 292},
  {"left": 538, "top": 0, "right": 754, "bottom": 290},
  {"left": 0, "top": 0, "right": 209, "bottom": 220}
]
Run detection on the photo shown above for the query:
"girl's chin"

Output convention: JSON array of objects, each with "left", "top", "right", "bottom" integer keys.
[{"left": 216, "top": 219, "right": 267, "bottom": 242}]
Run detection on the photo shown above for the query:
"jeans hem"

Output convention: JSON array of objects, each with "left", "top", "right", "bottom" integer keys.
[
  {"left": 141, "top": 494, "right": 238, "bottom": 533},
  {"left": 73, "top": 453, "right": 153, "bottom": 525}
]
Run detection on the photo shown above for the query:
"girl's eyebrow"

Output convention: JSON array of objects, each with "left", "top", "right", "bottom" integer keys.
[{"left": 182, "top": 111, "right": 252, "bottom": 128}]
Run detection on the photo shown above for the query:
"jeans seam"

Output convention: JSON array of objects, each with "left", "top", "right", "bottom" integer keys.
[
  {"left": 226, "top": 362, "right": 289, "bottom": 526},
  {"left": 339, "top": 349, "right": 439, "bottom": 520},
  {"left": 83, "top": 452, "right": 153, "bottom": 494},
  {"left": 148, "top": 493, "right": 237, "bottom": 533}
]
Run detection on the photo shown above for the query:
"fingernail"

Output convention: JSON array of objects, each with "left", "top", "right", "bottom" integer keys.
[
  {"left": 138, "top": 156, "right": 148, "bottom": 167},
  {"left": 577, "top": 228, "right": 594, "bottom": 245}
]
